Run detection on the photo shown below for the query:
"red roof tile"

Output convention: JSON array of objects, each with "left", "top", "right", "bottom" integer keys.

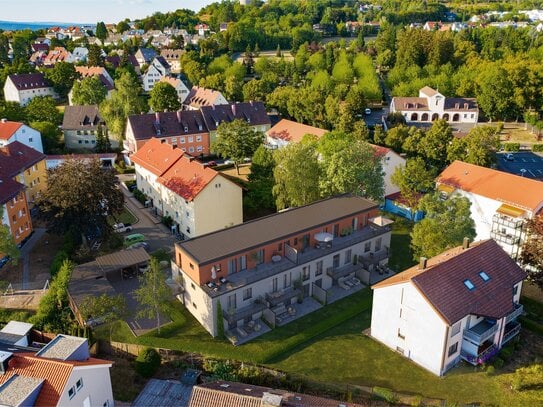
[
  {"left": 437, "top": 160, "right": 543, "bottom": 213},
  {"left": 0, "top": 121, "right": 23, "bottom": 141},
  {"left": 158, "top": 155, "right": 218, "bottom": 201},
  {"left": 373, "top": 240, "right": 526, "bottom": 325},
  {"left": 131, "top": 138, "right": 183, "bottom": 177},
  {"left": 0, "top": 141, "right": 46, "bottom": 178},
  {"left": 266, "top": 119, "right": 327, "bottom": 143},
  {"left": 0, "top": 177, "right": 25, "bottom": 204}
]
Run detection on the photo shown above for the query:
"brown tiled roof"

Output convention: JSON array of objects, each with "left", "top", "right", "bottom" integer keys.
[
  {"left": 189, "top": 381, "right": 365, "bottom": 407},
  {"left": 0, "top": 121, "right": 23, "bottom": 141},
  {"left": 0, "top": 141, "right": 46, "bottom": 178},
  {"left": 373, "top": 240, "right": 526, "bottom": 324},
  {"left": 437, "top": 160, "right": 543, "bottom": 213},
  {"left": 130, "top": 138, "right": 184, "bottom": 176},
  {"left": 200, "top": 101, "right": 270, "bottom": 131},
  {"left": 266, "top": 119, "right": 327, "bottom": 143},
  {"left": 105, "top": 54, "right": 139, "bottom": 68},
  {"left": 443, "top": 97, "right": 478, "bottom": 112},
  {"left": 127, "top": 110, "right": 207, "bottom": 141},
  {"left": 392, "top": 97, "right": 428, "bottom": 111},
  {"left": 185, "top": 86, "right": 226, "bottom": 109},
  {"left": 158, "top": 155, "right": 220, "bottom": 201},
  {"left": 160, "top": 49, "right": 184, "bottom": 61},
  {"left": 0, "top": 177, "right": 25, "bottom": 204},
  {"left": 62, "top": 105, "right": 104, "bottom": 130},
  {"left": 7, "top": 73, "right": 52, "bottom": 91},
  {"left": 178, "top": 194, "right": 378, "bottom": 265}
]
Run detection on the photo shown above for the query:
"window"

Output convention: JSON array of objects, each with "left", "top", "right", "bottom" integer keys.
[
  {"left": 448, "top": 342, "right": 458, "bottom": 357},
  {"left": 277, "top": 243, "right": 283, "bottom": 252},
  {"left": 189, "top": 263, "right": 194, "bottom": 269},
  {"left": 333, "top": 254, "right": 340, "bottom": 268},
  {"left": 76, "top": 378, "right": 83, "bottom": 390},
  {"left": 196, "top": 135, "right": 202, "bottom": 142},
  {"left": 192, "top": 302, "right": 197, "bottom": 309},
  {"left": 243, "top": 287, "right": 252, "bottom": 300},
  {"left": 272, "top": 277, "right": 278, "bottom": 292},
  {"left": 228, "top": 259, "right": 236, "bottom": 274},
  {"left": 345, "top": 249, "right": 352, "bottom": 264},
  {"left": 255, "top": 249, "right": 264, "bottom": 264},
  {"left": 191, "top": 283, "right": 195, "bottom": 290},
  {"left": 197, "top": 146, "right": 203, "bottom": 152},
  {"left": 450, "top": 321, "right": 461, "bottom": 337},
  {"left": 293, "top": 237, "right": 298, "bottom": 246},
  {"left": 397, "top": 329, "right": 405, "bottom": 340},
  {"left": 227, "top": 294, "right": 236, "bottom": 310},
  {"left": 302, "top": 266, "right": 310, "bottom": 281},
  {"left": 315, "top": 260, "right": 323, "bottom": 276},
  {"left": 513, "top": 284, "right": 519, "bottom": 296},
  {"left": 29, "top": 137, "right": 33, "bottom": 143},
  {"left": 238, "top": 255, "right": 247, "bottom": 271},
  {"left": 189, "top": 147, "right": 194, "bottom": 153},
  {"left": 68, "top": 387, "right": 76, "bottom": 399},
  {"left": 463, "top": 279, "right": 475, "bottom": 290},
  {"left": 180, "top": 137, "right": 185, "bottom": 143},
  {"left": 364, "top": 242, "right": 371, "bottom": 252},
  {"left": 283, "top": 272, "right": 291, "bottom": 288},
  {"left": 188, "top": 136, "right": 194, "bottom": 143},
  {"left": 375, "top": 237, "right": 382, "bottom": 251},
  {"left": 479, "top": 271, "right": 490, "bottom": 282}
]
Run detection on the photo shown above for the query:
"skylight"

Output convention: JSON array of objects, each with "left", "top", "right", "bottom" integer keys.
[
  {"left": 463, "top": 279, "right": 475, "bottom": 290},
  {"left": 479, "top": 271, "right": 490, "bottom": 282}
]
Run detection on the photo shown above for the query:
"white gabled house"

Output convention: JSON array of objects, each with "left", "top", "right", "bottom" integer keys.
[
  {"left": 371, "top": 239, "right": 525, "bottom": 376},
  {"left": 143, "top": 56, "right": 171, "bottom": 92},
  {"left": 3, "top": 73, "right": 57, "bottom": 106},
  {"left": 0, "top": 119, "right": 43, "bottom": 153},
  {"left": 436, "top": 160, "right": 543, "bottom": 259},
  {"left": 158, "top": 76, "right": 191, "bottom": 104}
]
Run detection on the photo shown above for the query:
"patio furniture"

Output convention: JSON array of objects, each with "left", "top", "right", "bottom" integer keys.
[
  {"left": 287, "top": 306, "right": 296, "bottom": 316},
  {"left": 247, "top": 320, "right": 255, "bottom": 329},
  {"left": 254, "top": 322, "right": 261, "bottom": 332},
  {"left": 272, "top": 255, "right": 282, "bottom": 263},
  {"left": 236, "top": 326, "right": 248, "bottom": 338},
  {"left": 352, "top": 277, "right": 361, "bottom": 286}
]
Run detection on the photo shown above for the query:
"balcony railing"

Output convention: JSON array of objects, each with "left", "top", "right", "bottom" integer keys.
[
  {"left": 326, "top": 262, "right": 366, "bottom": 281},
  {"left": 358, "top": 247, "right": 390, "bottom": 267},
  {"left": 490, "top": 230, "right": 520, "bottom": 246},
  {"left": 492, "top": 214, "right": 524, "bottom": 230},
  {"left": 505, "top": 303, "right": 524, "bottom": 324},
  {"left": 463, "top": 319, "right": 498, "bottom": 344},
  {"left": 223, "top": 301, "right": 267, "bottom": 325},
  {"left": 265, "top": 287, "right": 301, "bottom": 307},
  {"left": 502, "top": 321, "right": 521, "bottom": 345},
  {"left": 461, "top": 344, "right": 498, "bottom": 365}
]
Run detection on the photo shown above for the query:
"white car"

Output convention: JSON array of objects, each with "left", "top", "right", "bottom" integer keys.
[
  {"left": 365, "top": 108, "right": 372, "bottom": 115},
  {"left": 112, "top": 223, "right": 133, "bottom": 233}
]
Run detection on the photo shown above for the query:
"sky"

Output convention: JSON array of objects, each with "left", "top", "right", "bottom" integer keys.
[{"left": 0, "top": 0, "right": 215, "bottom": 23}]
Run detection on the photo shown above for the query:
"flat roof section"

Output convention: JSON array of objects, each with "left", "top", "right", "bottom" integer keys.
[
  {"left": 35, "top": 335, "right": 86, "bottom": 361},
  {"left": 0, "top": 374, "right": 44, "bottom": 407}
]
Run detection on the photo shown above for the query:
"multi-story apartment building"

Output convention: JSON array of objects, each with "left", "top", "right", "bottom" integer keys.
[
  {"left": 0, "top": 119, "right": 43, "bottom": 153},
  {"left": 142, "top": 56, "right": 171, "bottom": 92},
  {"left": 3, "top": 73, "right": 57, "bottom": 106},
  {"left": 172, "top": 195, "right": 392, "bottom": 343},
  {"left": 371, "top": 239, "right": 525, "bottom": 376},
  {"left": 437, "top": 160, "right": 543, "bottom": 259},
  {"left": 0, "top": 177, "right": 32, "bottom": 246},
  {"left": 0, "top": 141, "right": 47, "bottom": 207},
  {"left": 131, "top": 138, "right": 243, "bottom": 239}
]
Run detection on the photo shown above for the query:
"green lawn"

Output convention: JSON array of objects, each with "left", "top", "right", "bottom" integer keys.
[
  {"left": 109, "top": 207, "right": 138, "bottom": 225},
  {"left": 387, "top": 214, "right": 416, "bottom": 272}
]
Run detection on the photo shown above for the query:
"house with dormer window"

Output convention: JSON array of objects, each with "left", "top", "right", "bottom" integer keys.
[
  {"left": 142, "top": 56, "right": 171, "bottom": 91},
  {"left": 390, "top": 87, "right": 478, "bottom": 124}
]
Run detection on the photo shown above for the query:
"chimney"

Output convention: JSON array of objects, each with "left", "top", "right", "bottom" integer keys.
[
  {"left": 261, "top": 392, "right": 283, "bottom": 407},
  {"left": 231, "top": 104, "right": 236, "bottom": 116},
  {"left": 155, "top": 112, "right": 160, "bottom": 123},
  {"left": 419, "top": 257, "right": 427, "bottom": 270},
  {"left": 462, "top": 237, "right": 470, "bottom": 249},
  {"left": 1, "top": 118, "right": 7, "bottom": 123},
  {"left": 176, "top": 110, "right": 182, "bottom": 123},
  {"left": 464, "top": 103, "right": 469, "bottom": 109},
  {"left": 455, "top": 103, "right": 459, "bottom": 109}
]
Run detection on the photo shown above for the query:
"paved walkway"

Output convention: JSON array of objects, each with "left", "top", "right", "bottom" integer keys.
[{"left": 21, "top": 228, "right": 46, "bottom": 289}]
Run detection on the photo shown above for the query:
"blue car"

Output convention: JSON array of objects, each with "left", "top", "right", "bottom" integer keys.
[{"left": 0, "top": 256, "right": 11, "bottom": 269}]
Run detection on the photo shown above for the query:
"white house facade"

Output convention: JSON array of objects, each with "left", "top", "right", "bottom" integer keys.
[
  {"left": 3, "top": 73, "right": 57, "bottom": 106},
  {"left": 158, "top": 76, "right": 191, "bottom": 104},
  {"left": 371, "top": 239, "right": 525, "bottom": 376},
  {"left": 0, "top": 120, "right": 43, "bottom": 153},
  {"left": 437, "top": 160, "right": 543, "bottom": 259},
  {"left": 142, "top": 56, "right": 171, "bottom": 92},
  {"left": 390, "top": 86, "right": 478, "bottom": 124}
]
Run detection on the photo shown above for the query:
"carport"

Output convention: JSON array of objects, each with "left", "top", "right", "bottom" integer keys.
[{"left": 68, "top": 248, "right": 150, "bottom": 326}]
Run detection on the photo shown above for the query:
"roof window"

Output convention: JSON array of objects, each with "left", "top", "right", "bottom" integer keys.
[
  {"left": 463, "top": 279, "right": 475, "bottom": 290},
  {"left": 479, "top": 271, "right": 490, "bottom": 282}
]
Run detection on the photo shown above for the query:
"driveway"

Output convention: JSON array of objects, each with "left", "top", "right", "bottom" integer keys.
[{"left": 117, "top": 176, "right": 176, "bottom": 253}]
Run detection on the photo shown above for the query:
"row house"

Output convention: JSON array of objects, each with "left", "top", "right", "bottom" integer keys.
[
  {"left": 436, "top": 160, "right": 543, "bottom": 259},
  {"left": 0, "top": 141, "right": 47, "bottom": 208},
  {"left": 142, "top": 56, "right": 171, "bottom": 91},
  {"left": 61, "top": 105, "right": 118, "bottom": 150},
  {"left": 158, "top": 76, "right": 190, "bottom": 103},
  {"left": 371, "top": 239, "right": 525, "bottom": 376},
  {"left": 124, "top": 101, "right": 271, "bottom": 157},
  {"left": 0, "top": 119, "right": 43, "bottom": 153},
  {"left": 0, "top": 330, "right": 113, "bottom": 407},
  {"left": 43, "top": 47, "right": 74, "bottom": 66},
  {"left": 390, "top": 86, "right": 479, "bottom": 124},
  {"left": 172, "top": 195, "right": 392, "bottom": 343},
  {"left": 131, "top": 138, "right": 242, "bottom": 239},
  {"left": 3, "top": 73, "right": 57, "bottom": 106},
  {"left": 0, "top": 177, "right": 32, "bottom": 247}
]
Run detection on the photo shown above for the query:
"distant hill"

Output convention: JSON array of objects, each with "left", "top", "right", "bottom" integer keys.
[{"left": 0, "top": 21, "right": 88, "bottom": 31}]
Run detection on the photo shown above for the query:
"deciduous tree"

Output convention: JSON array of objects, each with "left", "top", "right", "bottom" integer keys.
[
  {"left": 71, "top": 76, "right": 107, "bottom": 106},
  {"left": 245, "top": 145, "right": 275, "bottom": 213},
  {"left": 25, "top": 96, "right": 62, "bottom": 125},
  {"left": 0, "top": 206, "right": 20, "bottom": 263},
  {"left": 149, "top": 81, "right": 181, "bottom": 112},
  {"left": 447, "top": 126, "right": 500, "bottom": 167},
  {"left": 95, "top": 21, "right": 108, "bottom": 41},
  {"left": 44, "top": 61, "right": 80, "bottom": 98},
  {"left": 79, "top": 293, "right": 126, "bottom": 340},
  {"left": 29, "top": 121, "right": 63, "bottom": 154},
  {"left": 520, "top": 216, "right": 543, "bottom": 289}
]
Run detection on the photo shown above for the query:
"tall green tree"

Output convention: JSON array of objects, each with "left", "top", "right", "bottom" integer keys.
[
  {"left": 87, "top": 44, "right": 104, "bottom": 67},
  {"left": 0, "top": 206, "right": 20, "bottom": 263},
  {"left": 36, "top": 159, "right": 124, "bottom": 237},
  {"left": 29, "top": 121, "right": 63, "bottom": 154},
  {"left": 94, "top": 125, "right": 111, "bottom": 153},
  {"left": 149, "top": 82, "right": 181, "bottom": 112},
  {"left": 273, "top": 139, "right": 321, "bottom": 210},
  {"left": 447, "top": 126, "right": 500, "bottom": 167},
  {"left": 213, "top": 119, "right": 263, "bottom": 174},
  {"left": 25, "top": 96, "right": 62, "bottom": 125},
  {"left": 135, "top": 257, "right": 171, "bottom": 334},
  {"left": 245, "top": 145, "right": 276, "bottom": 213},
  {"left": 391, "top": 157, "right": 436, "bottom": 219},
  {"left": 95, "top": 21, "right": 108, "bottom": 41},
  {"left": 0, "top": 101, "right": 26, "bottom": 122},
  {"left": 79, "top": 293, "right": 127, "bottom": 340},
  {"left": 0, "top": 33, "right": 9, "bottom": 65},
  {"left": 100, "top": 72, "right": 148, "bottom": 140},
  {"left": 419, "top": 119, "right": 453, "bottom": 167},
  {"left": 11, "top": 35, "right": 31, "bottom": 63},
  {"left": 520, "top": 216, "right": 543, "bottom": 289},
  {"left": 411, "top": 192, "right": 476, "bottom": 260},
  {"left": 71, "top": 76, "right": 107, "bottom": 105},
  {"left": 44, "top": 62, "right": 80, "bottom": 98}
]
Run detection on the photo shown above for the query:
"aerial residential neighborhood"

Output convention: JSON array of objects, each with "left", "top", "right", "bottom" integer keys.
[{"left": 0, "top": 0, "right": 542, "bottom": 406}]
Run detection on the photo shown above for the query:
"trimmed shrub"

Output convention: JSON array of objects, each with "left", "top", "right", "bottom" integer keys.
[
  {"left": 373, "top": 386, "right": 398, "bottom": 404},
  {"left": 133, "top": 189, "right": 147, "bottom": 205},
  {"left": 532, "top": 144, "right": 543, "bottom": 152},
  {"left": 50, "top": 250, "right": 69, "bottom": 277},
  {"left": 486, "top": 365, "right": 496, "bottom": 375},
  {"left": 493, "top": 357, "right": 504, "bottom": 369},
  {"left": 503, "top": 143, "right": 520, "bottom": 152},
  {"left": 135, "top": 347, "right": 161, "bottom": 378}
]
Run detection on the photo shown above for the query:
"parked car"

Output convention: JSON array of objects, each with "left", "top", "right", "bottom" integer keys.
[
  {"left": 203, "top": 160, "right": 217, "bottom": 167},
  {"left": 0, "top": 256, "right": 10, "bottom": 269},
  {"left": 505, "top": 153, "right": 514, "bottom": 161},
  {"left": 124, "top": 233, "right": 146, "bottom": 247},
  {"left": 113, "top": 223, "right": 133, "bottom": 233},
  {"left": 365, "top": 108, "right": 372, "bottom": 115},
  {"left": 224, "top": 159, "right": 234, "bottom": 165},
  {"left": 126, "top": 241, "right": 150, "bottom": 252}
]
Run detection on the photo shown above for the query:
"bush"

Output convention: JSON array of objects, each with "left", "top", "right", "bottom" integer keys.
[
  {"left": 486, "top": 365, "right": 496, "bottom": 375},
  {"left": 520, "top": 316, "right": 543, "bottom": 335},
  {"left": 161, "top": 215, "right": 173, "bottom": 228},
  {"left": 133, "top": 189, "right": 147, "bottom": 205},
  {"left": 373, "top": 386, "right": 398, "bottom": 404},
  {"left": 532, "top": 144, "right": 543, "bottom": 152},
  {"left": 135, "top": 347, "right": 161, "bottom": 378},
  {"left": 503, "top": 143, "right": 520, "bottom": 152},
  {"left": 500, "top": 346, "right": 514, "bottom": 361},
  {"left": 493, "top": 357, "right": 504, "bottom": 369},
  {"left": 50, "top": 250, "right": 69, "bottom": 277}
]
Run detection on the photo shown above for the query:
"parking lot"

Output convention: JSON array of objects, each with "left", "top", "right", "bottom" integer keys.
[{"left": 496, "top": 151, "right": 543, "bottom": 180}]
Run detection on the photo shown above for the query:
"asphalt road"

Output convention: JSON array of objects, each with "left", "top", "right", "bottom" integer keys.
[{"left": 496, "top": 151, "right": 543, "bottom": 180}]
